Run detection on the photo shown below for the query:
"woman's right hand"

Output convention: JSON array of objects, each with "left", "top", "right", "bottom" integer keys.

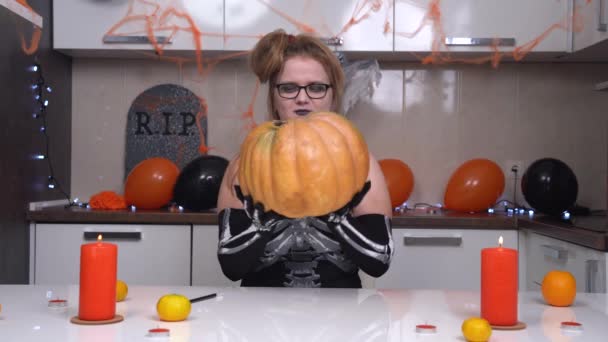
[{"left": 234, "top": 185, "right": 287, "bottom": 232}]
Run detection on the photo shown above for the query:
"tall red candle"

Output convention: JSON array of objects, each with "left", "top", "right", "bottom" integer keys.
[
  {"left": 481, "top": 236, "right": 518, "bottom": 326},
  {"left": 78, "top": 234, "right": 117, "bottom": 321}
]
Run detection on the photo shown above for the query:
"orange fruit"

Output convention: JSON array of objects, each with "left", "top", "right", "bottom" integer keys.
[
  {"left": 156, "top": 294, "right": 191, "bottom": 322},
  {"left": 116, "top": 280, "right": 128, "bottom": 302},
  {"left": 461, "top": 317, "right": 492, "bottom": 342},
  {"left": 541, "top": 270, "right": 576, "bottom": 307}
]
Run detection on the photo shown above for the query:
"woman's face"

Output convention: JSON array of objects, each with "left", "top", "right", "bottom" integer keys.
[{"left": 273, "top": 56, "right": 334, "bottom": 120}]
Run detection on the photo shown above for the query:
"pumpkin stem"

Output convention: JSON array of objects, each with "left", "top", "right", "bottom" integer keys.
[{"left": 272, "top": 120, "right": 285, "bottom": 127}]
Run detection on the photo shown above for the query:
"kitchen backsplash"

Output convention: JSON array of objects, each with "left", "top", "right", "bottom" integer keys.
[{"left": 71, "top": 58, "right": 608, "bottom": 210}]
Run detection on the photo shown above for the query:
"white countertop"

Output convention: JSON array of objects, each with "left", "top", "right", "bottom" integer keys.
[{"left": 1, "top": 285, "right": 607, "bottom": 341}]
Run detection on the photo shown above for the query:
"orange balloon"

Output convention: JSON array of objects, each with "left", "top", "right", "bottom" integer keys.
[
  {"left": 379, "top": 159, "right": 414, "bottom": 208},
  {"left": 124, "top": 157, "right": 180, "bottom": 209},
  {"left": 444, "top": 159, "right": 505, "bottom": 212}
]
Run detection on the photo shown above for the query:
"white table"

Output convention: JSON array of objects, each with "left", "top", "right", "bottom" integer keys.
[{"left": 1, "top": 285, "right": 607, "bottom": 341}]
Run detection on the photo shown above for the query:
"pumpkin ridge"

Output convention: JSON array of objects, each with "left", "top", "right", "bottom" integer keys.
[
  {"left": 259, "top": 131, "right": 277, "bottom": 213},
  {"left": 307, "top": 119, "right": 342, "bottom": 213},
  {"left": 314, "top": 114, "right": 359, "bottom": 192},
  {"left": 316, "top": 114, "right": 369, "bottom": 191},
  {"left": 293, "top": 119, "right": 308, "bottom": 216}
]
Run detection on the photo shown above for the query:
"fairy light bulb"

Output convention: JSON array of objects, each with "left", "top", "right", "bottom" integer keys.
[{"left": 47, "top": 176, "right": 55, "bottom": 189}]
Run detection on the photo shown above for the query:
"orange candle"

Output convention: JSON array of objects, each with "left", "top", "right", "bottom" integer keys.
[
  {"left": 481, "top": 236, "right": 518, "bottom": 326},
  {"left": 78, "top": 234, "right": 117, "bottom": 321}
]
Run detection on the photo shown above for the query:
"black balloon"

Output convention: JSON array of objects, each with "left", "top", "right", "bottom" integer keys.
[
  {"left": 521, "top": 158, "right": 578, "bottom": 216},
  {"left": 173, "top": 155, "right": 229, "bottom": 211}
]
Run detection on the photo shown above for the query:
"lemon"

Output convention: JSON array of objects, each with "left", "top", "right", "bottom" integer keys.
[
  {"left": 157, "top": 294, "right": 191, "bottom": 322},
  {"left": 116, "top": 280, "right": 128, "bottom": 302},
  {"left": 462, "top": 317, "right": 492, "bottom": 342}
]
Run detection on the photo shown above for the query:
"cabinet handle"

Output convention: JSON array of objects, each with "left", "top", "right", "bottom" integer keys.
[
  {"left": 541, "top": 244, "right": 568, "bottom": 261},
  {"left": 84, "top": 232, "right": 142, "bottom": 241},
  {"left": 103, "top": 35, "right": 172, "bottom": 45},
  {"left": 599, "top": 0, "right": 607, "bottom": 32},
  {"left": 584, "top": 259, "right": 606, "bottom": 293},
  {"left": 444, "top": 37, "right": 516, "bottom": 47},
  {"left": 403, "top": 236, "right": 462, "bottom": 247}
]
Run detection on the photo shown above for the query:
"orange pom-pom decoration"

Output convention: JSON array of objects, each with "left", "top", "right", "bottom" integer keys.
[{"left": 89, "top": 191, "right": 127, "bottom": 210}]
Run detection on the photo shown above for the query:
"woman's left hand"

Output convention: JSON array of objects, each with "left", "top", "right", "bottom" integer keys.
[{"left": 322, "top": 181, "right": 371, "bottom": 223}]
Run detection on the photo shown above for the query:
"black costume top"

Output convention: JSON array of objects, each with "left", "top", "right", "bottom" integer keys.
[{"left": 217, "top": 206, "right": 393, "bottom": 288}]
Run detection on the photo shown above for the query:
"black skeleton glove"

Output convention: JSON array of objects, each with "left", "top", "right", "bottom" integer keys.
[
  {"left": 234, "top": 185, "right": 286, "bottom": 233},
  {"left": 322, "top": 181, "right": 371, "bottom": 223}
]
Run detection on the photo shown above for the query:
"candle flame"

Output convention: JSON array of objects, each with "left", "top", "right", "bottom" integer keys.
[
  {"left": 498, "top": 236, "right": 503, "bottom": 247},
  {"left": 97, "top": 234, "right": 102, "bottom": 241}
]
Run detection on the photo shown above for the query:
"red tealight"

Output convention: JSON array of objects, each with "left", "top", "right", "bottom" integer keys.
[
  {"left": 148, "top": 328, "right": 170, "bottom": 337},
  {"left": 48, "top": 299, "right": 68, "bottom": 308},
  {"left": 560, "top": 321, "right": 583, "bottom": 332},
  {"left": 415, "top": 324, "right": 437, "bottom": 333}
]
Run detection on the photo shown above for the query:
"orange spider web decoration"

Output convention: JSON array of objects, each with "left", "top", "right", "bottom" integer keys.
[
  {"left": 5, "top": 0, "right": 43, "bottom": 55},
  {"left": 395, "top": 0, "right": 593, "bottom": 68},
  {"left": 103, "top": 0, "right": 593, "bottom": 159}
]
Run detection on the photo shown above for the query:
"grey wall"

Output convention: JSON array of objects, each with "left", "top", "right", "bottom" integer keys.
[{"left": 0, "top": 0, "right": 71, "bottom": 283}]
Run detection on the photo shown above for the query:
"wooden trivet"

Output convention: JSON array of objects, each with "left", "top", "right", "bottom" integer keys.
[
  {"left": 70, "top": 314, "right": 124, "bottom": 325},
  {"left": 491, "top": 321, "right": 527, "bottom": 330}
]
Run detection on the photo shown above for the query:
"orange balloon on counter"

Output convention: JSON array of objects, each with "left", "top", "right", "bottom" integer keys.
[
  {"left": 124, "top": 157, "right": 180, "bottom": 209},
  {"left": 444, "top": 159, "right": 505, "bottom": 213},
  {"left": 379, "top": 159, "right": 414, "bottom": 208}
]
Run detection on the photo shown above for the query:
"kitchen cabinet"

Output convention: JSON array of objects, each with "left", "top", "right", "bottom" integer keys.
[
  {"left": 573, "top": 0, "right": 608, "bottom": 52},
  {"left": 375, "top": 229, "right": 517, "bottom": 290},
  {"left": 521, "top": 229, "right": 607, "bottom": 293},
  {"left": 394, "top": 0, "right": 570, "bottom": 54},
  {"left": 224, "top": 0, "right": 393, "bottom": 52},
  {"left": 53, "top": 0, "right": 223, "bottom": 54},
  {"left": 32, "top": 223, "right": 190, "bottom": 286},
  {"left": 192, "top": 225, "right": 240, "bottom": 287}
]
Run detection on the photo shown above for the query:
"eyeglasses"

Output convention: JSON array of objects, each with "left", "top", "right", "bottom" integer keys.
[{"left": 275, "top": 83, "right": 332, "bottom": 99}]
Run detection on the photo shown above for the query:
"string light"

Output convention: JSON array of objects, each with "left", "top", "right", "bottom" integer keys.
[{"left": 29, "top": 60, "right": 82, "bottom": 206}]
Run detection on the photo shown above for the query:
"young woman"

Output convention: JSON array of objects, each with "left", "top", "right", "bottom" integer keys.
[{"left": 216, "top": 29, "right": 393, "bottom": 288}]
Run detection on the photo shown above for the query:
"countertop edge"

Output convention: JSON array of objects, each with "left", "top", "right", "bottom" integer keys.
[{"left": 27, "top": 209, "right": 608, "bottom": 251}]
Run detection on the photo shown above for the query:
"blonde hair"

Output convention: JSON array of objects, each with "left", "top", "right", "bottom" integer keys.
[{"left": 249, "top": 29, "right": 344, "bottom": 120}]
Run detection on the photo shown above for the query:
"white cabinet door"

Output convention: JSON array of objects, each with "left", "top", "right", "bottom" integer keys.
[
  {"left": 192, "top": 225, "right": 240, "bottom": 287},
  {"left": 522, "top": 230, "right": 607, "bottom": 293},
  {"left": 395, "top": 0, "right": 569, "bottom": 53},
  {"left": 376, "top": 229, "right": 518, "bottom": 290},
  {"left": 224, "top": 0, "right": 393, "bottom": 51},
  {"left": 53, "top": 0, "right": 223, "bottom": 52},
  {"left": 34, "top": 224, "right": 190, "bottom": 286},
  {"left": 573, "top": 0, "right": 608, "bottom": 51}
]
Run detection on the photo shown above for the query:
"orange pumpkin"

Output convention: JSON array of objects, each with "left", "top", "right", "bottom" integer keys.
[
  {"left": 541, "top": 270, "right": 576, "bottom": 307},
  {"left": 238, "top": 112, "right": 369, "bottom": 218}
]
